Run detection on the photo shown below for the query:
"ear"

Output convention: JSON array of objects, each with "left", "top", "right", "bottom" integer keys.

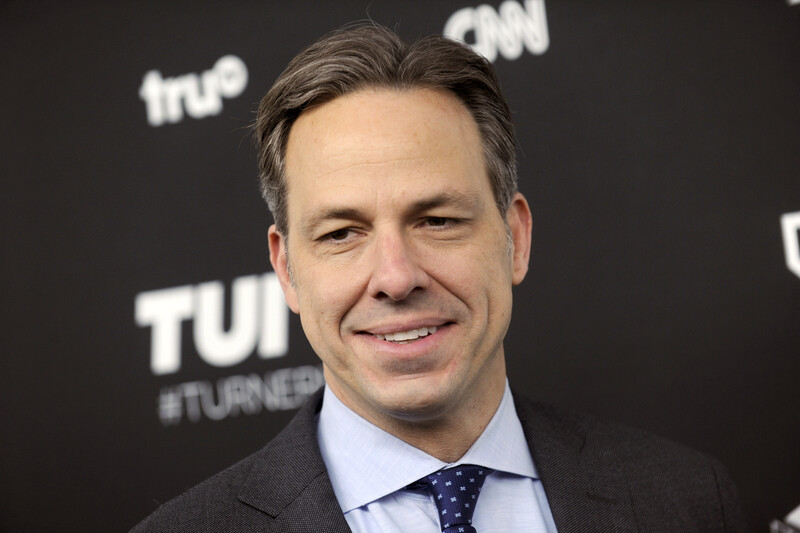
[
  {"left": 506, "top": 192, "right": 532, "bottom": 285},
  {"left": 268, "top": 225, "right": 300, "bottom": 313}
]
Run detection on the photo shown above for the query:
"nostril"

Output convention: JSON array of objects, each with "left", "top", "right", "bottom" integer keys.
[{"left": 367, "top": 238, "right": 431, "bottom": 301}]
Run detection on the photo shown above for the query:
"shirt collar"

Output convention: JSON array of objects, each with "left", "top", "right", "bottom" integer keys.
[{"left": 316, "top": 381, "right": 538, "bottom": 512}]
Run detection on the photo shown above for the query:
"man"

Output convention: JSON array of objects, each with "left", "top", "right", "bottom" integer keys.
[{"left": 132, "top": 24, "right": 747, "bottom": 532}]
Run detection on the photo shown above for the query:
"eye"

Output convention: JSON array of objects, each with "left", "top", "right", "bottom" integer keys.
[
  {"left": 425, "top": 217, "right": 449, "bottom": 227},
  {"left": 323, "top": 228, "right": 353, "bottom": 241},
  {"left": 422, "top": 216, "right": 459, "bottom": 230}
]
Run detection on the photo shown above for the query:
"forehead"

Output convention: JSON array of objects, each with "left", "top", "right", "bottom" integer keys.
[{"left": 283, "top": 88, "right": 491, "bottom": 223}]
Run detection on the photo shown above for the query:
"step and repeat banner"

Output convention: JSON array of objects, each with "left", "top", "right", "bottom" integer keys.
[{"left": 2, "top": 1, "right": 799, "bottom": 530}]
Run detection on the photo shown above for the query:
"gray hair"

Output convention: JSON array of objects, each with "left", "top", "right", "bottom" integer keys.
[{"left": 253, "top": 23, "right": 518, "bottom": 234}]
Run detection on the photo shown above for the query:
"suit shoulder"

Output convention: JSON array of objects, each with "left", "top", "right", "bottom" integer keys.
[
  {"left": 129, "top": 449, "right": 259, "bottom": 533},
  {"left": 130, "top": 391, "right": 326, "bottom": 533},
  {"left": 515, "top": 392, "right": 718, "bottom": 469},
  {"left": 580, "top": 410, "right": 746, "bottom": 530},
  {"left": 513, "top": 393, "right": 747, "bottom": 531}
]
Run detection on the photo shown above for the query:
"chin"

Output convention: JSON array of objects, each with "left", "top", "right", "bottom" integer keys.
[{"left": 374, "top": 386, "right": 454, "bottom": 422}]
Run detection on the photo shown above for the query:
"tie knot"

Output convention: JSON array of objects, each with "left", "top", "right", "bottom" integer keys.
[{"left": 421, "top": 465, "right": 489, "bottom": 533}]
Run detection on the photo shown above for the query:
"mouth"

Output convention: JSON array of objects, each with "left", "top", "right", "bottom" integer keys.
[{"left": 372, "top": 325, "right": 439, "bottom": 344}]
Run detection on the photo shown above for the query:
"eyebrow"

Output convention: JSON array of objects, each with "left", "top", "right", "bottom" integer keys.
[
  {"left": 301, "top": 207, "right": 366, "bottom": 235},
  {"left": 406, "top": 191, "right": 483, "bottom": 213},
  {"left": 300, "top": 191, "right": 484, "bottom": 235}
]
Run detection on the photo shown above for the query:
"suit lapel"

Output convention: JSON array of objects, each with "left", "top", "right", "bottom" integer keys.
[
  {"left": 237, "top": 390, "right": 351, "bottom": 532},
  {"left": 514, "top": 394, "right": 638, "bottom": 532}
]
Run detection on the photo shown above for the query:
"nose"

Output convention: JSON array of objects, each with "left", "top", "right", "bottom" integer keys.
[{"left": 366, "top": 230, "right": 430, "bottom": 301}]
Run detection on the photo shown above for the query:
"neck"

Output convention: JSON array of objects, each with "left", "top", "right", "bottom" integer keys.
[
  {"left": 385, "top": 387, "right": 505, "bottom": 462},
  {"left": 336, "top": 374, "right": 506, "bottom": 462},
  {"left": 325, "top": 353, "right": 508, "bottom": 462}
]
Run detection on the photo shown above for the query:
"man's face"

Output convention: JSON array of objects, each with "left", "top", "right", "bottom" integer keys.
[{"left": 269, "top": 88, "right": 531, "bottom": 429}]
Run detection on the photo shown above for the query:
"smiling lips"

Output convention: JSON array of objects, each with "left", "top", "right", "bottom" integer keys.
[{"left": 373, "top": 326, "right": 439, "bottom": 344}]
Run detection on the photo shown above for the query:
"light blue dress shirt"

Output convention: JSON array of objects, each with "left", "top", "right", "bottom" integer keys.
[{"left": 316, "top": 382, "right": 558, "bottom": 533}]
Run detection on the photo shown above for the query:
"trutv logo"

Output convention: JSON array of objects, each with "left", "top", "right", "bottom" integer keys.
[
  {"left": 444, "top": 0, "right": 549, "bottom": 62},
  {"left": 135, "top": 273, "right": 287, "bottom": 375},
  {"left": 139, "top": 54, "right": 248, "bottom": 126}
]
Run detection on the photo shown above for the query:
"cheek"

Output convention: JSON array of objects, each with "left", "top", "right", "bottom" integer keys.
[
  {"left": 295, "top": 262, "right": 365, "bottom": 330},
  {"left": 429, "top": 241, "right": 512, "bottom": 295},
  {"left": 459, "top": 248, "right": 514, "bottom": 330}
]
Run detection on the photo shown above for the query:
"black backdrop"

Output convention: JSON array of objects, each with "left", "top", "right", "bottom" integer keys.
[{"left": 2, "top": 1, "right": 799, "bottom": 531}]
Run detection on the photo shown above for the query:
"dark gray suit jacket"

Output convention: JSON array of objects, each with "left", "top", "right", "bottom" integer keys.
[{"left": 131, "top": 390, "right": 747, "bottom": 532}]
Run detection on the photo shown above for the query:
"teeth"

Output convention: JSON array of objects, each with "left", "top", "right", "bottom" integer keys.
[
  {"left": 375, "top": 326, "right": 438, "bottom": 343},
  {"left": 395, "top": 330, "right": 413, "bottom": 341}
]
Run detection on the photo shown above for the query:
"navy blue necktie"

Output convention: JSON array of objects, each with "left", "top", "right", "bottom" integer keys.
[{"left": 422, "top": 465, "right": 489, "bottom": 533}]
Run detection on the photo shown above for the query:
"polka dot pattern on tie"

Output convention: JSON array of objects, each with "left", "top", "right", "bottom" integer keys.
[{"left": 422, "top": 464, "right": 489, "bottom": 533}]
